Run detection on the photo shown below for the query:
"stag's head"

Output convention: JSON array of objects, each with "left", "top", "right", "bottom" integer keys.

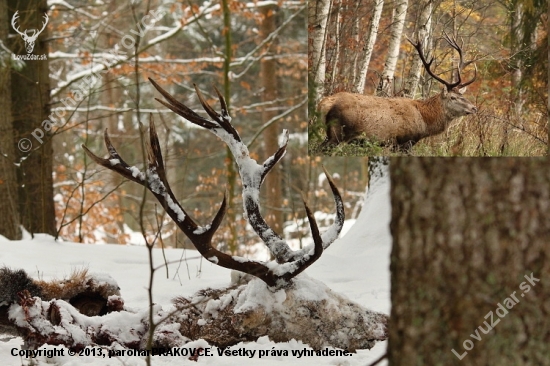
[
  {"left": 409, "top": 33, "right": 478, "bottom": 119},
  {"left": 440, "top": 87, "right": 477, "bottom": 119},
  {"left": 11, "top": 11, "right": 49, "bottom": 53}
]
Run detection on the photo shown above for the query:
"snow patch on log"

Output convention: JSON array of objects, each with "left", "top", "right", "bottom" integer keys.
[{"left": 174, "top": 275, "right": 387, "bottom": 351}]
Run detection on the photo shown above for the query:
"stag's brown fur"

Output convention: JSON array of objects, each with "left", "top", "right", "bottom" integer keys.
[{"left": 319, "top": 88, "right": 477, "bottom": 150}]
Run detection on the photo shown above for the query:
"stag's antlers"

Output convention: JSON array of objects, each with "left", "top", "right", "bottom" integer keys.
[
  {"left": 11, "top": 11, "right": 49, "bottom": 37},
  {"left": 408, "top": 33, "right": 477, "bottom": 91},
  {"left": 11, "top": 11, "right": 49, "bottom": 53},
  {"left": 83, "top": 79, "right": 344, "bottom": 289},
  {"left": 11, "top": 11, "right": 22, "bottom": 35}
]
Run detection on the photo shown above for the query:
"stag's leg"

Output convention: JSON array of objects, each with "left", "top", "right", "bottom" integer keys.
[
  {"left": 322, "top": 110, "right": 345, "bottom": 147},
  {"left": 394, "top": 139, "right": 417, "bottom": 154}
]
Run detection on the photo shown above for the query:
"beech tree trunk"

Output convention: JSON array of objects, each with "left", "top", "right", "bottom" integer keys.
[
  {"left": 388, "top": 158, "right": 549, "bottom": 365},
  {"left": 8, "top": 0, "right": 55, "bottom": 235},
  {"left": 260, "top": 4, "right": 284, "bottom": 235},
  {"left": 0, "top": 0, "right": 21, "bottom": 239}
]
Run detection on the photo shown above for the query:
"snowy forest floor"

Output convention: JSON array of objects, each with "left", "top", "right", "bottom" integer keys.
[{"left": 0, "top": 172, "right": 391, "bottom": 366}]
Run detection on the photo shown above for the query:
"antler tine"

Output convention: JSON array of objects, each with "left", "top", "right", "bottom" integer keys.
[
  {"left": 82, "top": 129, "right": 145, "bottom": 186},
  {"left": 286, "top": 166, "right": 344, "bottom": 262},
  {"left": 442, "top": 32, "right": 474, "bottom": 70},
  {"left": 459, "top": 63, "right": 477, "bottom": 88},
  {"left": 193, "top": 84, "right": 240, "bottom": 141},
  {"left": 442, "top": 31, "right": 477, "bottom": 89},
  {"left": 82, "top": 118, "right": 218, "bottom": 236},
  {"left": 40, "top": 13, "right": 49, "bottom": 33},
  {"left": 260, "top": 129, "right": 288, "bottom": 183},
  {"left": 149, "top": 78, "right": 219, "bottom": 130},
  {"left": 408, "top": 36, "right": 458, "bottom": 90},
  {"left": 11, "top": 11, "right": 24, "bottom": 36},
  {"left": 321, "top": 166, "right": 345, "bottom": 240}
]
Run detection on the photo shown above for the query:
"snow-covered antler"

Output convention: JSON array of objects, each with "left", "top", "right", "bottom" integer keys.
[{"left": 83, "top": 79, "right": 344, "bottom": 289}]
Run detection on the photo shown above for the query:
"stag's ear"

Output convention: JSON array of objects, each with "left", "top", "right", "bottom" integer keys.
[{"left": 457, "top": 86, "right": 467, "bottom": 94}]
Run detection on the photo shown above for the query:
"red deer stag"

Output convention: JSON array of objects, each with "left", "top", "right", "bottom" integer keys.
[
  {"left": 83, "top": 79, "right": 344, "bottom": 290},
  {"left": 319, "top": 34, "right": 477, "bottom": 151}
]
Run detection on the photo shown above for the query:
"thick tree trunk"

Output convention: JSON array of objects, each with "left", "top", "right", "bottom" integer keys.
[
  {"left": 9, "top": 0, "right": 55, "bottom": 235},
  {"left": 376, "top": 0, "right": 408, "bottom": 96},
  {"left": 389, "top": 158, "right": 550, "bottom": 365},
  {"left": 0, "top": 0, "right": 21, "bottom": 239}
]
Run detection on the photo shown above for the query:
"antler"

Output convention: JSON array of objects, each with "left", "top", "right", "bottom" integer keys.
[
  {"left": 442, "top": 32, "right": 477, "bottom": 89},
  {"left": 11, "top": 11, "right": 25, "bottom": 37},
  {"left": 38, "top": 13, "right": 49, "bottom": 35},
  {"left": 408, "top": 34, "right": 477, "bottom": 91},
  {"left": 11, "top": 11, "right": 48, "bottom": 39},
  {"left": 83, "top": 79, "right": 344, "bottom": 289}
]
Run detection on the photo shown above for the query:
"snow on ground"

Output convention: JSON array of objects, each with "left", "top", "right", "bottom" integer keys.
[{"left": 0, "top": 168, "right": 391, "bottom": 366}]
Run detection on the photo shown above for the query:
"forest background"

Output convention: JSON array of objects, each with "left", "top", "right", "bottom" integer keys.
[{"left": 1, "top": 0, "right": 371, "bottom": 251}]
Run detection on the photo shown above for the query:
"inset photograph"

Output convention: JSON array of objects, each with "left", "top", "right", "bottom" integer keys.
[{"left": 308, "top": 0, "right": 548, "bottom": 156}]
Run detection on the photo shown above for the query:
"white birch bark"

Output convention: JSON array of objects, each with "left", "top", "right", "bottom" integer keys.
[
  {"left": 345, "top": 1, "right": 361, "bottom": 88},
  {"left": 309, "top": 0, "right": 332, "bottom": 101},
  {"left": 376, "top": 0, "right": 409, "bottom": 96},
  {"left": 510, "top": 0, "right": 524, "bottom": 116},
  {"left": 403, "top": 0, "right": 432, "bottom": 98},
  {"left": 327, "top": 0, "right": 342, "bottom": 95},
  {"left": 353, "top": 0, "right": 384, "bottom": 94}
]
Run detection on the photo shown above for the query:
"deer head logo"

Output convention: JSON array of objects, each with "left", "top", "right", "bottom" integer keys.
[{"left": 11, "top": 11, "right": 49, "bottom": 54}]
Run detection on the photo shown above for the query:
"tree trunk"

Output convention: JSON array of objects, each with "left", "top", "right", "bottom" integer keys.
[
  {"left": 8, "top": 0, "right": 55, "bottom": 235},
  {"left": 344, "top": 1, "right": 361, "bottom": 91},
  {"left": 389, "top": 158, "right": 549, "bottom": 365},
  {"left": 0, "top": 0, "right": 21, "bottom": 240},
  {"left": 260, "top": 4, "right": 284, "bottom": 235},
  {"left": 221, "top": 0, "right": 239, "bottom": 254},
  {"left": 510, "top": 0, "right": 525, "bottom": 116},
  {"left": 327, "top": 0, "right": 341, "bottom": 96},
  {"left": 353, "top": 0, "right": 384, "bottom": 93},
  {"left": 376, "top": 0, "right": 408, "bottom": 96},
  {"left": 403, "top": 0, "right": 432, "bottom": 98},
  {"left": 308, "top": 0, "right": 331, "bottom": 101}
]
